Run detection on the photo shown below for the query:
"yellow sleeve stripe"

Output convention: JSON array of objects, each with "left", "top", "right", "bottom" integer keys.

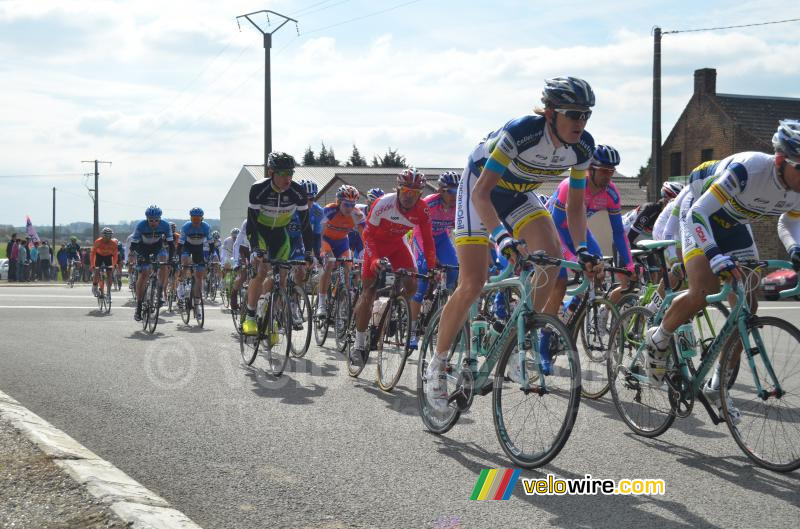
[
  {"left": 489, "top": 148, "right": 512, "bottom": 167},
  {"left": 569, "top": 167, "right": 586, "bottom": 180},
  {"left": 786, "top": 211, "right": 800, "bottom": 219},
  {"left": 708, "top": 183, "right": 729, "bottom": 203}
]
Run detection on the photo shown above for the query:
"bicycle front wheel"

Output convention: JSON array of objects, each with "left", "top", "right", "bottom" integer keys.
[
  {"left": 720, "top": 316, "right": 800, "bottom": 472},
  {"left": 333, "top": 283, "right": 352, "bottom": 353},
  {"left": 376, "top": 296, "right": 411, "bottom": 392},
  {"left": 194, "top": 294, "right": 204, "bottom": 328},
  {"left": 493, "top": 313, "right": 580, "bottom": 468},
  {"left": 574, "top": 298, "right": 618, "bottom": 399},
  {"left": 263, "top": 289, "right": 291, "bottom": 376},
  {"left": 290, "top": 286, "right": 312, "bottom": 358},
  {"left": 607, "top": 306, "right": 675, "bottom": 437},
  {"left": 146, "top": 280, "right": 160, "bottom": 334}
]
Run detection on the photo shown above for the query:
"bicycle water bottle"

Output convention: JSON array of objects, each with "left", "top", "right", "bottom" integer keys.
[
  {"left": 675, "top": 323, "right": 697, "bottom": 359},
  {"left": 471, "top": 316, "right": 489, "bottom": 357}
]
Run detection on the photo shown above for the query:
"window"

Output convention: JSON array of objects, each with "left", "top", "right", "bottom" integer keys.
[
  {"left": 669, "top": 152, "right": 682, "bottom": 177},
  {"left": 701, "top": 148, "right": 714, "bottom": 162}
]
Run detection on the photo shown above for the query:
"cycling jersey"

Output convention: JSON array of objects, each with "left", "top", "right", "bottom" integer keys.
[
  {"left": 309, "top": 202, "right": 324, "bottom": 235},
  {"left": 179, "top": 221, "right": 211, "bottom": 247},
  {"left": 66, "top": 242, "right": 81, "bottom": 260},
  {"left": 411, "top": 193, "right": 458, "bottom": 302},
  {"left": 90, "top": 237, "right": 119, "bottom": 268},
  {"left": 688, "top": 153, "right": 800, "bottom": 262},
  {"left": 221, "top": 235, "right": 236, "bottom": 262},
  {"left": 131, "top": 219, "right": 173, "bottom": 246},
  {"left": 321, "top": 203, "right": 366, "bottom": 240},
  {"left": 455, "top": 114, "right": 594, "bottom": 245},
  {"left": 416, "top": 193, "right": 455, "bottom": 238},
  {"left": 550, "top": 177, "right": 634, "bottom": 271},
  {"left": 233, "top": 220, "right": 249, "bottom": 264},
  {"left": 246, "top": 179, "right": 312, "bottom": 257},
  {"left": 362, "top": 193, "right": 435, "bottom": 281},
  {"left": 623, "top": 201, "right": 664, "bottom": 246}
]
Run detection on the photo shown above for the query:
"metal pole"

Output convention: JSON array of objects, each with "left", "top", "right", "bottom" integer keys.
[
  {"left": 651, "top": 26, "right": 662, "bottom": 202},
  {"left": 94, "top": 160, "right": 99, "bottom": 240},
  {"left": 264, "top": 33, "right": 272, "bottom": 167},
  {"left": 52, "top": 187, "right": 56, "bottom": 249}
]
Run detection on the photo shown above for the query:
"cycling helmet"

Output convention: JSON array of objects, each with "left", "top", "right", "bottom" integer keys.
[
  {"left": 591, "top": 145, "right": 621, "bottom": 167},
  {"left": 397, "top": 167, "right": 426, "bottom": 189},
  {"left": 437, "top": 171, "right": 460, "bottom": 187},
  {"left": 542, "top": 76, "right": 596, "bottom": 108},
  {"left": 212, "top": 230, "right": 220, "bottom": 240},
  {"left": 70, "top": 235, "right": 77, "bottom": 242},
  {"left": 266, "top": 151, "right": 296, "bottom": 171},
  {"left": 661, "top": 181, "right": 683, "bottom": 200},
  {"left": 230, "top": 228, "right": 240, "bottom": 237},
  {"left": 366, "top": 188, "right": 385, "bottom": 202},
  {"left": 189, "top": 207, "right": 204, "bottom": 217},
  {"left": 772, "top": 119, "right": 800, "bottom": 159},
  {"left": 302, "top": 179, "right": 319, "bottom": 198},
  {"left": 336, "top": 184, "right": 360, "bottom": 202},
  {"left": 101, "top": 227, "right": 113, "bottom": 236},
  {"left": 145, "top": 205, "right": 162, "bottom": 218}
]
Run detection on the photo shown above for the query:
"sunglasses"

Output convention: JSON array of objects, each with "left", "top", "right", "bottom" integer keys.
[
  {"left": 554, "top": 108, "right": 592, "bottom": 121},
  {"left": 590, "top": 166, "right": 615, "bottom": 175},
  {"left": 399, "top": 186, "right": 423, "bottom": 197},
  {"left": 191, "top": 216, "right": 203, "bottom": 221},
  {"left": 444, "top": 187, "right": 458, "bottom": 195},
  {"left": 341, "top": 201, "right": 356, "bottom": 208},
  {"left": 147, "top": 217, "right": 161, "bottom": 223},
  {"left": 274, "top": 169, "right": 295, "bottom": 177}
]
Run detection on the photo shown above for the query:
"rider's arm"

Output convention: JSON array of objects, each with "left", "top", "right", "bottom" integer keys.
[
  {"left": 566, "top": 168, "right": 588, "bottom": 252},
  {"left": 90, "top": 243, "right": 97, "bottom": 269},
  {"left": 778, "top": 211, "right": 800, "bottom": 254},
  {"left": 417, "top": 204, "right": 437, "bottom": 268},
  {"left": 246, "top": 204, "right": 259, "bottom": 251},
  {"left": 606, "top": 187, "right": 634, "bottom": 271}
]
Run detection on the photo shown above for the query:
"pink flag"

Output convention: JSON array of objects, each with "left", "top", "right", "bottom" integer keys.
[{"left": 25, "top": 216, "right": 40, "bottom": 242}]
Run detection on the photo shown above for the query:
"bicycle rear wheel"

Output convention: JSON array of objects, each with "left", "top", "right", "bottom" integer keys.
[
  {"left": 179, "top": 281, "right": 191, "bottom": 325},
  {"left": 333, "top": 282, "right": 352, "bottom": 353},
  {"left": 416, "top": 308, "right": 468, "bottom": 435},
  {"left": 607, "top": 306, "right": 675, "bottom": 437},
  {"left": 720, "top": 316, "right": 800, "bottom": 472},
  {"left": 376, "top": 296, "right": 411, "bottom": 391},
  {"left": 289, "top": 286, "right": 312, "bottom": 358},
  {"left": 493, "top": 313, "right": 580, "bottom": 468},
  {"left": 574, "top": 298, "right": 618, "bottom": 399}
]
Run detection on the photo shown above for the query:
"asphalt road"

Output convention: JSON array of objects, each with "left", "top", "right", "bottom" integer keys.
[{"left": 0, "top": 283, "right": 798, "bottom": 529}]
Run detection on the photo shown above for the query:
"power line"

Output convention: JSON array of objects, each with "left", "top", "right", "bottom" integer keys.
[
  {"left": 0, "top": 172, "right": 83, "bottom": 179},
  {"left": 664, "top": 16, "right": 800, "bottom": 34},
  {"left": 290, "top": 0, "right": 344, "bottom": 17}
]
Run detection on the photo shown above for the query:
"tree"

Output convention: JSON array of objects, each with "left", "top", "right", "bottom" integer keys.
[
  {"left": 302, "top": 147, "right": 316, "bottom": 166},
  {"left": 346, "top": 144, "right": 368, "bottom": 167},
  {"left": 318, "top": 142, "right": 329, "bottom": 166},
  {"left": 636, "top": 156, "right": 652, "bottom": 186},
  {"left": 370, "top": 148, "right": 407, "bottom": 168}
]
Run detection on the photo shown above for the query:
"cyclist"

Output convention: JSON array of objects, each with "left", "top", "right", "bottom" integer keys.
[
  {"left": 316, "top": 185, "right": 366, "bottom": 317},
  {"left": 286, "top": 209, "right": 312, "bottom": 324},
  {"left": 623, "top": 181, "right": 683, "bottom": 247},
  {"left": 230, "top": 220, "right": 249, "bottom": 312},
  {"left": 645, "top": 120, "right": 800, "bottom": 423},
  {"left": 65, "top": 236, "right": 81, "bottom": 283},
  {"left": 426, "top": 76, "right": 597, "bottom": 409},
  {"left": 364, "top": 188, "right": 385, "bottom": 214},
  {"left": 243, "top": 152, "right": 313, "bottom": 336},
  {"left": 130, "top": 205, "right": 174, "bottom": 321},
  {"left": 408, "top": 171, "right": 460, "bottom": 349},
  {"left": 545, "top": 145, "right": 635, "bottom": 329},
  {"left": 300, "top": 180, "right": 324, "bottom": 262},
  {"left": 177, "top": 208, "right": 211, "bottom": 302},
  {"left": 350, "top": 168, "right": 436, "bottom": 366},
  {"left": 90, "top": 227, "right": 119, "bottom": 298},
  {"left": 221, "top": 227, "right": 239, "bottom": 270}
]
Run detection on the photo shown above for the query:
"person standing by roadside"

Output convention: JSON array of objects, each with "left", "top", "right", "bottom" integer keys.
[
  {"left": 30, "top": 242, "right": 39, "bottom": 281},
  {"left": 16, "top": 239, "right": 27, "bottom": 282},
  {"left": 38, "top": 241, "right": 51, "bottom": 281},
  {"left": 6, "top": 234, "right": 16, "bottom": 282},
  {"left": 57, "top": 244, "right": 68, "bottom": 281}
]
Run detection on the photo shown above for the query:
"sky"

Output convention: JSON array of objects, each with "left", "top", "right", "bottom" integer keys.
[{"left": 1, "top": 0, "right": 799, "bottom": 225}]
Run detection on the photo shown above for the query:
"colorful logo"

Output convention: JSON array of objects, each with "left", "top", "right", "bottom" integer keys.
[{"left": 470, "top": 468, "right": 521, "bottom": 500}]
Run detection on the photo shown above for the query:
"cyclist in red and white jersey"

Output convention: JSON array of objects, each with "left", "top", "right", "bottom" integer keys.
[{"left": 350, "top": 168, "right": 437, "bottom": 367}]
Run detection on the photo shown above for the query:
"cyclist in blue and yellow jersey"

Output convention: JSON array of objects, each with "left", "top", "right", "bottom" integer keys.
[
  {"left": 177, "top": 208, "right": 211, "bottom": 301},
  {"left": 644, "top": 120, "right": 800, "bottom": 423},
  {"left": 300, "top": 180, "right": 324, "bottom": 262},
  {"left": 243, "top": 152, "right": 313, "bottom": 336},
  {"left": 425, "top": 76, "right": 599, "bottom": 410},
  {"left": 130, "top": 205, "right": 174, "bottom": 321}
]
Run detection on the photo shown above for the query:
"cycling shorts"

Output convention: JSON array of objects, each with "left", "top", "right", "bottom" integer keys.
[
  {"left": 362, "top": 236, "right": 415, "bottom": 282},
  {"left": 94, "top": 255, "right": 114, "bottom": 269},
  {"left": 181, "top": 244, "right": 207, "bottom": 270},
  {"left": 136, "top": 242, "right": 167, "bottom": 271},
  {"left": 251, "top": 225, "right": 290, "bottom": 262},
  {"left": 453, "top": 164, "right": 550, "bottom": 246},
  {"left": 679, "top": 191, "right": 757, "bottom": 264},
  {"left": 322, "top": 235, "right": 352, "bottom": 259}
]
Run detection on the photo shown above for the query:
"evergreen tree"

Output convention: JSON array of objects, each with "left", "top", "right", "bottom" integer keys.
[
  {"left": 317, "top": 143, "right": 329, "bottom": 165},
  {"left": 371, "top": 148, "right": 406, "bottom": 168},
  {"left": 302, "top": 147, "right": 316, "bottom": 166},
  {"left": 326, "top": 146, "right": 340, "bottom": 166},
  {"left": 346, "top": 144, "right": 368, "bottom": 167}
]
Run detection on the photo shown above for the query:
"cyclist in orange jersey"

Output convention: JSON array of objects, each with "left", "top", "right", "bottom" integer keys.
[{"left": 91, "top": 227, "right": 119, "bottom": 298}]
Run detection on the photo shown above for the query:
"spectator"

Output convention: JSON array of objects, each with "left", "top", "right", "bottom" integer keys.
[
  {"left": 57, "top": 244, "right": 68, "bottom": 282},
  {"left": 6, "top": 233, "right": 17, "bottom": 282},
  {"left": 16, "top": 239, "right": 27, "bottom": 282},
  {"left": 30, "top": 242, "right": 39, "bottom": 281},
  {"left": 38, "top": 241, "right": 51, "bottom": 281}
]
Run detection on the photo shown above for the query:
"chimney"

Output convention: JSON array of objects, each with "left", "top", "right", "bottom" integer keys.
[{"left": 694, "top": 68, "right": 716, "bottom": 96}]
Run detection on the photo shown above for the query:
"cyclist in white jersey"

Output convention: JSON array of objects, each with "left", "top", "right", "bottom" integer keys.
[
  {"left": 425, "top": 76, "right": 599, "bottom": 410},
  {"left": 645, "top": 120, "right": 800, "bottom": 422}
]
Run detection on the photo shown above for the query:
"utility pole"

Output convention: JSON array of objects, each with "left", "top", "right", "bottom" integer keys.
[
  {"left": 236, "top": 10, "right": 298, "bottom": 169},
  {"left": 650, "top": 26, "right": 662, "bottom": 202},
  {"left": 81, "top": 159, "right": 111, "bottom": 241},
  {"left": 52, "top": 187, "right": 56, "bottom": 249}
]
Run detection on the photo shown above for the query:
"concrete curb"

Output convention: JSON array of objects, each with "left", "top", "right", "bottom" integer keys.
[{"left": 0, "top": 389, "right": 204, "bottom": 529}]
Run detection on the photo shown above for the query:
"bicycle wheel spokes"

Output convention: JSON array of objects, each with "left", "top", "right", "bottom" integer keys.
[
  {"left": 314, "top": 295, "right": 330, "bottom": 347},
  {"left": 333, "top": 283, "right": 351, "bottom": 352},
  {"left": 577, "top": 299, "right": 617, "bottom": 399},
  {"left": 416, "top": 308, "right": 465, "bottom": 434},
  {"left": 377, "top": 297, "right": 411, "bottom": 391},
  {"left": 290, "top": 286, "right": 312, "bottom": 358},
  {"left": 721, "top": 316, "right": 800, "bottom": 472},
  {"left": 147, "top": 279, "right": 160, "bottom": 334},
  {"left": 195, "top": 295, "right": 204, "bottom": 328},
  {"left": 493, "top": 313, "right": 580, "bottom": 468},
  {"left": 264, "top": 290, "right": 290, "bottom": 376},
  {"left": 607, "top": 306, "right": 675, "bottom": 437}
]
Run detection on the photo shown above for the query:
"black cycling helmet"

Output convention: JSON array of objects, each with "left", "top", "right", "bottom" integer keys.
[
  {"left": 542, "top": 76, "right": 596, "bottom": 109},
  {"left": 267, "top": 152, "right": 296, "bottom": 171}
]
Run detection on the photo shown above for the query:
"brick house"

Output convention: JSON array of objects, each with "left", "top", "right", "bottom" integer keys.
[{"left": 658, "top": 68, "right": 800, "bottom": 259}]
